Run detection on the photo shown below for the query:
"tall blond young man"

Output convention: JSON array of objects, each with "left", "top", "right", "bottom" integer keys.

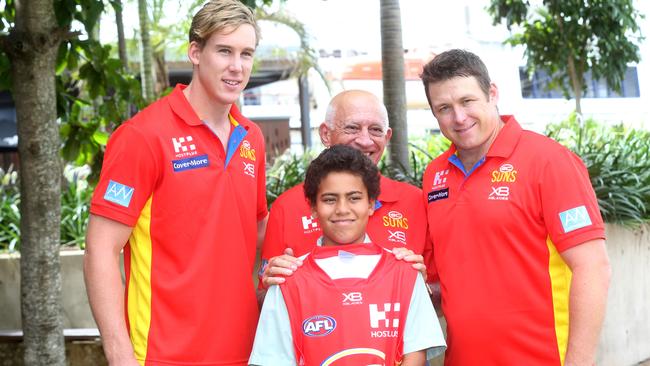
[
  {"left": 84, "top": 1, "right": 267, "bottom": 365},
  {"left": 421, "top": 49, "right": 610, "bottom": 366},
  {"left": 259, "top": 90, "right": 433, "bottom": 295}
]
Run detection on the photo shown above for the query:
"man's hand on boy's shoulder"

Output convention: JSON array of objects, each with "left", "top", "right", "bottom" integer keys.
[
  {"left": 261, "top": 247, "right": 303, "bottom": 288},
  {"left": 392, "top": 247, "right": 427, "bottom": 280}
]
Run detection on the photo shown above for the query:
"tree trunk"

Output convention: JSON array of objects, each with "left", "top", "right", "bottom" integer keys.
[
  {"left": 298, "top": 75, "right": 311, "bottom": 150},
  {"left": 8, "top": 0, "right": 66, "bottom": 364},
  {"left": 567, "top": 55, "right": 585, "bottom": 152},
  {"left": 380, "top": 0, "right": 409, "bottom": 172},
  {"left": 138, "top": 0, "right": 155, "bottom": 101},
  {"left": 113, "top": 0, "right": 129, "bottom": 69}
]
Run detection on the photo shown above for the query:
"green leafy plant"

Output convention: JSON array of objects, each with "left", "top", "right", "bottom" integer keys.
[
  {"left": 266, "top": 150, "right": 318, "bottom": 206},
  {"left": 0, "top": 166, "right": 20, "bottom": 251},
  {"left": 546, "top": 115, "right": 650, "bottom": 225},
  {"left": 60, "top": 166, "right": 93, "bottom": 248},
  {"left": 380, "top": 135, "right": 451, "bottom": 187}
]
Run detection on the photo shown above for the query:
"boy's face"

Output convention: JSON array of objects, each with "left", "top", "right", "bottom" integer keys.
[
  {"left": 188, "top": 24, "right": 256, "bottom": 106},
  {"left": 312, "top": 171, "right": 375, "bottom": 246}
]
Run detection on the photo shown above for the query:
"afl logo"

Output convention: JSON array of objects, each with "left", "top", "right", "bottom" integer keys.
[
  {"left": 302, "top": 315, "right": 336, "bottom": 337},
  {"left": 500, "top": 163, "right": 514, "bottom": 172}
]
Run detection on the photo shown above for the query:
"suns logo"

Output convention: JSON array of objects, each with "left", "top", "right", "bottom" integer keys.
[
  {"left": 239, "top": 140, "right": 256, "bottom": 161},
  {"left": 491, "top": 163, "right": 518, "bottom": 183},
  {"left": 382, "top": 210, "right": 409, "bottom": 229}
]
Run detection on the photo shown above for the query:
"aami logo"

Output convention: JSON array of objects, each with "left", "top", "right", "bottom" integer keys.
[
  {"left": 243, "top": 162, "right": 255, "bottom": 178},
  {"left": 488, "top": 186, "right": 510, "bottom": 201},
  {"left": 239, "top": 140, "right": 256, "bottom": 161},
  {"left": 342, "top": 292, "right": 363, "bottom": 305},
  {"left": 491, "top": 163, "right": 518, "bottom": 183},
  {"left": 103, "top": 180, "right": 135, "bottom": 207},
  {"left": 388, "top": 230, "right": 406, "bottom": 244},
  {"left": 302, "top": 315, "right": 336, "bottom": 337},
  {"left": 432, "top": 169, "right": 450, "bottom": 187},
  {"left": 301, "top": 215, "right": 320, "bottom": 232},
  {"left": 382, "top": 211, "right": 408, "bottom": 229},
  {"left": 172, "top": 136, "right": 197, "bottom": 158},
  {"left": 559, "top": 205, "right": 592, "bottom": 233}
]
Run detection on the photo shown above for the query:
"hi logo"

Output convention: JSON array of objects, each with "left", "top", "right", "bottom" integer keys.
[
  {"left": 491, "top": 163, "right": 518, "bottom": 183},
  {"left": 243, "top": 162, "right": 255, "bottom": 178},
  {"left": 239, "top": 140, "right": 256, "bottom": 161},
  {"left": 172, "top": 136, "right": 197, "bottom": 158},
  {"left": 488, "top": 186, "right": 510, "bottom": 201},
  {"left": 559, "top": 206, "right": 592, "bottom": 233},
  {"left": 302, "top": 315, "right": 336, "bottom": 337},
  {"left": 369, "top": 303, "right": 400, "bottom": 329},
  {"left": 342, "top": 292, "right": 363, "bottom": 305},
  {"left": 382, "top": 211, "right": 408, "bottom": 229},
  {"left": 433, "top": 169, "right": 449, "bottom": 187},
  {"left": 301, "top": 215, "right": 320, "bottom": 232},
  {"left": 103, "top": 180, "right": 135, "bottom": 207}
]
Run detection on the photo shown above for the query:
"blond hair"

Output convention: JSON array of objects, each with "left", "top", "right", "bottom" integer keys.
[{"left": 189, "top": 0, "right": 261, "bottom": 49}]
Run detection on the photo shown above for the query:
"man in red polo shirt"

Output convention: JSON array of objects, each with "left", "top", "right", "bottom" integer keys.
[
  {"left": 421, "top": 49, "right": 611, "bottom": 366},
  {"left": 84, "top": 1, "right": 267, "bottom": 365},
  {"left": 259, "top": 90, "right": 433, "bottom": 293}
]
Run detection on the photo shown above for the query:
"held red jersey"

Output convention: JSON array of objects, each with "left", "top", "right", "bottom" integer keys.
[
  {"left": 261, "top": 176, "right": 435, "bottom": 283},
  {"left": 423, "top": 116, "right": 605, "bottom": 366},
  {"left": 280, "top": 243, "right": 418, "bottom": 365},
  {"left": 90, "top": 85, "right": 267, "bottom": 365}
]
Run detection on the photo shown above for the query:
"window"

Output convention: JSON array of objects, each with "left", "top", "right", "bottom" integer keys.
[{"left": 519, "top": 66, "right": 640, "bottom": 99}]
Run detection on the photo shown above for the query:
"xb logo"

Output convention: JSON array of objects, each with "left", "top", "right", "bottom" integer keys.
[
  {"left": 243, "top": 162, "right": 255, "bottom": 177},
  {"left": 342, "top": 292, "right": 363, "bottom": 305}
]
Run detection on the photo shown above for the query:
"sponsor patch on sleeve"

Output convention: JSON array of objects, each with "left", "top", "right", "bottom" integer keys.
[
  {"left": 428, "top": 188, "right": 449, "bottom": 203},
  {"left": 559, "top": 205, "right": 592, "bottom": 233},
  {"left": 104, "top": 180, "right": 135, "bottom": 207}
]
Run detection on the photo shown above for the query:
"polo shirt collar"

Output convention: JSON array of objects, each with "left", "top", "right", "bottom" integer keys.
[
  {"left": 486, "top": 115, "right": 522, "bottom": 158},
  {"left": 168, "top": 84, "right": 203, "bottom": 126}
]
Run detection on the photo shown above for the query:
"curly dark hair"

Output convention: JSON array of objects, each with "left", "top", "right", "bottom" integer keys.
[
  {"left": 421, "top": 49, "right": 492, "bottom": 105},
  {"left": 304, "top": 145, "right": 380, "bottom": 207}
]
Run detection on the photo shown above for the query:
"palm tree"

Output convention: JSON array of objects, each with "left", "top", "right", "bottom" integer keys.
[
  {"left": 380, "top": 0, "right": 409, "bottom": 172},
  {"left": 138, "top": 0, "right": 155, "bottom": 101}
]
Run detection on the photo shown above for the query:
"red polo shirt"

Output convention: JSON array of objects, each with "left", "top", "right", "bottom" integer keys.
[
  {"left": 261, "top": 175, "right": 433, "bottom": 283},
  {"left": 423, "top": 116, "right": 604, "bottom": 366},
  {"left": 90, "top": 84, "right": 267, "bottom": 365}
]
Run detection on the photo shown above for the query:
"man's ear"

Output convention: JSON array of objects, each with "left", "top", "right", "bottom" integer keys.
[
  {"left": 310, "top": 206, "right": 318, "bottom": 219},
  {"left": 319, "top": 122, "right": 331, "bottom": 147},
  {"left": 188, "top": 41, "right": 202, "bottom": 66}
]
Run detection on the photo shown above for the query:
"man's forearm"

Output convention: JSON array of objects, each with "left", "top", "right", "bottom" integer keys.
[
  {"left": 564, "top": 260, "right": 611, "bottom": 365},
  {"left": 84, "top": 248, "right": 137, "bottom": 364}
]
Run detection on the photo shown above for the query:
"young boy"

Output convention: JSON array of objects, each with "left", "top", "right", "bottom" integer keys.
[{"left": 249, "top": 145, "right": 446, "bottom": 365}]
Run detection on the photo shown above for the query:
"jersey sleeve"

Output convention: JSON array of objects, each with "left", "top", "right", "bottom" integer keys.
[
  {"left": 402, "top": 275, "right": 446, "bottom": 360},
  {"left": 248, "top": 285, "right": 296, "bottom": 366},
  {"left": 539, "top": 146, "right": 605, "bottom": 252},
  {"left": 89, "top": 123, "right": 159, "bottom": 226},
  {"left": 256, "top": 137, "right": 268, "bottom": 221}
]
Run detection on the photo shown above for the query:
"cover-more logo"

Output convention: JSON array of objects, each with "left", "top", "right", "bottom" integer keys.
[{"left": 172, "top": 136, "right": 197, "bottom": 158}]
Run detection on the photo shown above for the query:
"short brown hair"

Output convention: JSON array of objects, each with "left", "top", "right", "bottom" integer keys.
[
  {"left": 421, "top": 49, "right": 491, "bottom": 105},
  {"left": 189, "top": 0, "right": 261, "bottom": 49}
]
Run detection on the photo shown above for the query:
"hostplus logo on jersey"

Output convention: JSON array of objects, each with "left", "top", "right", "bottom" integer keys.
[
  {"left": 239, "top": 140, "right": 256, "bottom": 161},
  {"left": 302, "top": 315, "right": 336, "bottom": 337},
  {"left": 301, "top": 215, "right": 320, "bottom": 234},
  {"left": 369, "top": 303, "right": 400, "bottom": 338},
  {"left": 432, "top": 169, "right": 450, "bottom": 189},
  {"left": 171, "top": 136, "right": 209, "bottom": 172},
  {"left": 342, "top": 292, "right": 363, "bottom": 306}
]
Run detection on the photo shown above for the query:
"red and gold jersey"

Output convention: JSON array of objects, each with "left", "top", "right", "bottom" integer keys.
[
  {"left": 281, "top": 243, "right": 417, "bottom": 365},
  {"left": 423, "top": 116, "right": 605, "bottom": 366},
  {"left": 260, "top": 176, "right": 433, "bottom": 283},
  {"left": 90, "top": 84, "right": 267, "bottom": 365}
]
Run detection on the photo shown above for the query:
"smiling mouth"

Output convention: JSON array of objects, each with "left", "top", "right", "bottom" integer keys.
[
  {"left": 456, "top": 122, "right": 476, "bottom": 133},
  {"left": 223, "top": 79, "right": 241, "bottom": 86}
]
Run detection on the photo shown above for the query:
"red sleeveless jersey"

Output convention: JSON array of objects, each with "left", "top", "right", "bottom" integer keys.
[{"left": 279, "top": 243, "right": 418, "bottom": 365}]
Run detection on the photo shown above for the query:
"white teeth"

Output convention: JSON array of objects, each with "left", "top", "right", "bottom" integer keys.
[{"left": 224, "top": 80, "right": 239, "bottom": 86}]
